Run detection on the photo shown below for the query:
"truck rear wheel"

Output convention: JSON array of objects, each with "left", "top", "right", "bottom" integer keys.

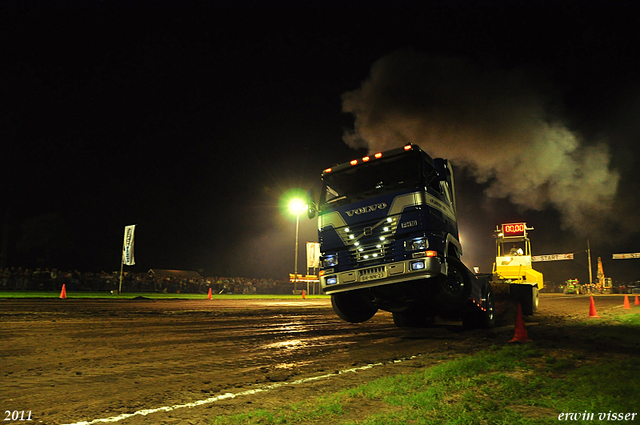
[
  {"left": 331, "top": 290, "right": 378, "bottom": 323},
  {"left": 463, "top": 283, "right": 496, "bottom": 329},
  {"left": 483, "top": 285, "right": 496, "bottom": 328}
]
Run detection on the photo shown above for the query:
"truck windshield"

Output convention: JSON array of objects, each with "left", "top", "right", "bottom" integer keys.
[{"left": 320, "top": 153, "right": 424, "bottom": 209}]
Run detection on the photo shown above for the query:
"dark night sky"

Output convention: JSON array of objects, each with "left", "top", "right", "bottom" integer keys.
[{"left": 2, "top": 0, "right": 640, "bottom": 285}]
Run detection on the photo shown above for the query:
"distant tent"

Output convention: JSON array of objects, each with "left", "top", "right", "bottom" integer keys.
[{"left": 148, "top": 269, "right": 202, "bottom": 278}]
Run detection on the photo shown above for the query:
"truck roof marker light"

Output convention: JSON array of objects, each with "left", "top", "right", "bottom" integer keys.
[
  {"left": 374, "top": 152, "right": 383, "bottom": 158},
  {"left": 404, "top": 144, "right": 412, "bottom": 151},
  {"left": 350, "top": 159, "right": 358, "bottom": 166},
  {"left": 324, "top": 168, "right": 332, "bottom": 173},
  {"left": 362, "top": 156, "right": 370, "bottom": 162},
  {"left": 425, "top": 250, "right": 438, "bottom": 257}
]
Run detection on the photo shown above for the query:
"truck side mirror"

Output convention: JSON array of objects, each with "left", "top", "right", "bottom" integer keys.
[
  {"left": 307, "top": 188, "right": 317, "bottom": 219},
  {"left": 308, "top": 202, "right": 317, "bottom": 219},
  {"left": 433, "top": 158, "right": 447, "bottom": 181}
]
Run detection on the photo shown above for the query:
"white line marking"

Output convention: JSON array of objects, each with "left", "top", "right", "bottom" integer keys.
[{"left": 62, "top": 358, "right": 417, "bottom": 425}]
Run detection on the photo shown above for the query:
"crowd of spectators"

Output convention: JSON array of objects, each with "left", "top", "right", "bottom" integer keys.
[
  {"left": 4, "top": 267, "right": 638, "bottom": 296},
  {"left": 537, "top": 280, "right": 637, "bottom": 294},
  {"left": 0, "top": 267, "right": 297, "bottom": 295}
]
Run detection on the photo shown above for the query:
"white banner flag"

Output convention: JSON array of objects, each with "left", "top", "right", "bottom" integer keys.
[
  {"left": 612, "top": 253, "right": 640, "bottom": 259},
  {"left": 122, "top": 225, "right": 136, "bottom": 266},
  {"left": 306, "top": 241, "right": 320, "bottom": 269},
  {"left": 531, "top": 253, "right": 574, "bottom": 262}
]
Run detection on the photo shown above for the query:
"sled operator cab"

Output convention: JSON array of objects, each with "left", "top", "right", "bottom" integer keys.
[{"left": 307, "top": 144, "right": 495, "bottom": 328}]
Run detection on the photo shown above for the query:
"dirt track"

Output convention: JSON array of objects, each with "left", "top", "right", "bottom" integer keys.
[{"left": 1, "top": 294, "right": 637, "bottom": 425}]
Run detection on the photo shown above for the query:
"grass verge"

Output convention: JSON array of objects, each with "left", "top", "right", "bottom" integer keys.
[{"left": 211, "top": 312, "right": 640, "bottom": 425}]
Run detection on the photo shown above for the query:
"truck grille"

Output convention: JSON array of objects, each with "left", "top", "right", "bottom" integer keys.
[
  {"left": 344, "top": 216, "right": 398, "bottom": 263},
  {"left": 359, "top": 266, "right": 385, "bottom": 277},
  {"left": 355, "top": 245, "right": 385, "bottom": 261}
]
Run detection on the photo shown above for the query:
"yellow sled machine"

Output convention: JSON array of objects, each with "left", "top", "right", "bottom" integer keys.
[{"left": 492, "top": 223, "right": 544, "bottom": 315}]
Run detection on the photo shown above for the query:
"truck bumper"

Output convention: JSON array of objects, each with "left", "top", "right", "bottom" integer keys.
[{"left": 321, "top": 256, "right": 443, "bottom": 294}]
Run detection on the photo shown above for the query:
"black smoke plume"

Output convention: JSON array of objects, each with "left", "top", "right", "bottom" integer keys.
[{"left": 342, "top": 50, "right": 619, "bottom": 234}]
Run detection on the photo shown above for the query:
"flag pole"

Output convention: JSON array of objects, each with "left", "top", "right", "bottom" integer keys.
[
  {"left": 587, "top": 240, "right": 593, "bottom": 286},
  {"left": 119, "top": 234, "right": 125, "bottom": 294}
]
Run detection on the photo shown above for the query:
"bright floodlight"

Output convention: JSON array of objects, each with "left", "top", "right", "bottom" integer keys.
[{"left": 288, "top": 198, "right": 307, "bottom": 215}]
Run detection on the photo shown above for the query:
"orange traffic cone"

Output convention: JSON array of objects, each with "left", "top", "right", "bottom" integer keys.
[
  {"left": 207, "top": 288, "right": 212, "bottom": 300},
  {"left": 623, "top": 295, "right": 631, "bottom": 310},
  {"left": 59, "top": 284, "right": 67, "bottom": 299},
  {"left": 302, "top": 289, "right": 306, "bottom": 299},
  {"left": 509, "top": 303, "right": 530, "bottom": 343},
  {"left": 635, "top": 295, "right": 640, "bottom": 306},
  {"left": 588, "top": 296, "right": 599, "bottom": 318}
]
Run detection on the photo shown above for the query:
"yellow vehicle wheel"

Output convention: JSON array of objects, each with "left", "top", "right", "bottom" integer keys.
[
  {"left": 532, "top": 287, "right": 539, "bottom": 312},
  {"left": 511, "top": 284, "right": 538, "bottom": 316}
]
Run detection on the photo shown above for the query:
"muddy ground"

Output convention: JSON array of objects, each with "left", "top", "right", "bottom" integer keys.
[{"left": 1, "top": 294, "right": 637, "bottom": 425}]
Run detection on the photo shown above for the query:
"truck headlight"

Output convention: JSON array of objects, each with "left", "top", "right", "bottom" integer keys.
[
  {"left": 405, "top": 237, "right": 428, "bottom": 251},
  {"left": 325, "top": 275, "right": 338, "bottom": 285},
  {"left": 323, "top": 254, "right": 338, "bottom": 267}
]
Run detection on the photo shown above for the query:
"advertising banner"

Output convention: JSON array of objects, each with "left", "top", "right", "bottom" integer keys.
[
  {"left": 612, "top": 253, "right": 640, "bottom": 259},
  {"left": 531, "top": 253, "right": 574, "bottom": 262},
  {"left": 122, "top": 225, "right": 136, "bottom": 266},
  {"left": 306, "top": 241, "right": 320, "bottom": 269}
]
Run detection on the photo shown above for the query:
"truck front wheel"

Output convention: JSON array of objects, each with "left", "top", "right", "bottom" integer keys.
[
  {"left": 331, "top": 290, "right": 378, "bottom": 323},
  {"left": 434, "top": 257, "right": 472, "bottom": 310}
]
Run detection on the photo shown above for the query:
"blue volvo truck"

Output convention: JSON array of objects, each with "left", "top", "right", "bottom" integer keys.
[{"left": 307, "top": 144, "right": 495, "bottom": 328}]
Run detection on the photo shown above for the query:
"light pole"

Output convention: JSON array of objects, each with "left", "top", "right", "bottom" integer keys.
[{"left": 288, "top": 198, "right": 306, "bottom": 291}]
